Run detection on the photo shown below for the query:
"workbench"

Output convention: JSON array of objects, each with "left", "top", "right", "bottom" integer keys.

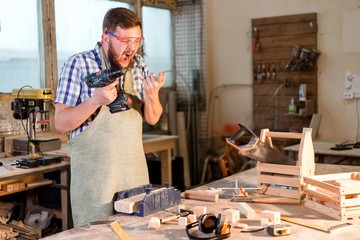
[
  {"left": 0, "top": 156, "right": 70, "bottom": 230},
  {"left": 42, "top": 163, "right": 360, "bottom": 240},
  {"left": 284, "top": 140, "right": 360, "bottom": 164}
]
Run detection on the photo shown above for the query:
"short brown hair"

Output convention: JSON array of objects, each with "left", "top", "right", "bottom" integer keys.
[{"left": 103, "top": 7, "right": 142, "bottom": 32}]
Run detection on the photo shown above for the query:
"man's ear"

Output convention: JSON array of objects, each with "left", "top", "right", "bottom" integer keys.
[{"left": 101, "top": 28, "right": 109, "bottom": 44}]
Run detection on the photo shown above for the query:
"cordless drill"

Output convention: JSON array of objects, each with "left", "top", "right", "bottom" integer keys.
[{"left": 84, "top": 67, "right": 132, "bottom": 113}]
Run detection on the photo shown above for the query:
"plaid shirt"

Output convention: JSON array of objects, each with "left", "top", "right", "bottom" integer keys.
[{"left": 55, "top": 43, "right": 149, "bottom": 139}]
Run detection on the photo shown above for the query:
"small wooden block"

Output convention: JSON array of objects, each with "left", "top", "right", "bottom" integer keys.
[
  {"left": 223, "top": 209, "right": 240, "bottom": 223},
  {"left": 178, "top": 216, "right": 188, "bottom": 226},
  {"left": 187, "top": 214, "right": 197, "bottom": 223},
  {"left": 193, "top": 206, "right": 207, "bottom": 218},
  {"left": 260, "top": 217, "right": 271, "bottom": 227},
  {"left": 260, "top": 210, "right": 281, "bottom": 224},
  {"left": 238, "top": 202, "right": 256, "bottom": 219},
  {"left": 148, "top": 217, "right": 161, "bottom": 230}
]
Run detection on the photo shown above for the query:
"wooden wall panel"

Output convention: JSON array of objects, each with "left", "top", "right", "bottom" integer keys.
[{"left": 252, "top": 13, "right": 318, "bottom": 133}]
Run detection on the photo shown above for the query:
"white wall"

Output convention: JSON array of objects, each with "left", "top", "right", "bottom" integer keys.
[{"left": 205, "top": 0, "right": 360, "bottom": 142}]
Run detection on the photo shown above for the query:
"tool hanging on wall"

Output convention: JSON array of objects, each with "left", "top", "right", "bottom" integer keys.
[{"left": 252, "top": 27, "right": 260, "bottom": 53}]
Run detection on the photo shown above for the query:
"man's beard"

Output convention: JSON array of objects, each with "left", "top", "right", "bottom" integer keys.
[
  {"left": 107, "top": 42, "right": 133, "bottom": 68},
  {"left": 107, "top": 42, "right": 122, "bottom": 68}
]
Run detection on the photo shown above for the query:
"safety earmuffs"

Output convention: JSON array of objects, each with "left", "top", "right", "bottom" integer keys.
[{"left": 185, "top": 213, "right": 231, "bottom": 240}]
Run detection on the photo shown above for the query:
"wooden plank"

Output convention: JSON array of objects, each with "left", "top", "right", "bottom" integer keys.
[
  {"left": 304, "top": 188, "right": 340, "bottom": 205},
  {"left": 264, "top": 186, "right": 301, "bottom": 199},
  {"left": 184, "top": 190, "right": 219, "bottom": 202},
  {"left": 306, "top": 185, "right": 339, "bottom": 199},
  {"left": 335, "top": 179, "right": 360, "bottom": 188},
  {"left": 110, "top": 221, "right": 131, "bottom": 240},
  {"left": 265, "top": 131, "right": 303, "bottom": 139},
  {"left": 306, "top": 172, "right": 354, "bottom": 181},
  {"left": 257, "top": 174, "right": 301, "bottom": 187},
  {"left": 304, "top": 199, "right": 341, "bottom": 220},
  {"left": 342, "top": 198, "right": 360, "bottom": 207},
  {"left": 258, "top": 34, "right": 317, "bottom": 49},
  {"left": 304, "top": 177, "right": 340, "bottom": 193},
  {"left": 257, "top": 162, "right": 301, "bottom": 175},
  {"left": 252, "top": 12, "right": 317, "bottom": 26}
]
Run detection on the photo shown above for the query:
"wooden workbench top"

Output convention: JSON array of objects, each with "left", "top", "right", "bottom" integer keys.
[
  {"left": 43, "top": 163, "right": 360, "bottom": 240},
  {"left": 285, "top": 140, "right": 360, "bottom": 157}
]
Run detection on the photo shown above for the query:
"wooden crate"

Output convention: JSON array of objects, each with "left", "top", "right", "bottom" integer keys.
[
  {"left": 304, "top": 172, "right": 360, "bottom": 220},
  {"left": 257, "top": 128, "right": 315, "bottom": 199}
]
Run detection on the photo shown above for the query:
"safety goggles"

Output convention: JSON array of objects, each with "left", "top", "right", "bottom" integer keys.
[{"left": 107, "top": 31, "right": 144, "bottom": 48}]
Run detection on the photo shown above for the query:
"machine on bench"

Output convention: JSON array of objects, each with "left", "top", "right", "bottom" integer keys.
[{"left": 11, "top": 88, "right": 62, "bottom": 168}]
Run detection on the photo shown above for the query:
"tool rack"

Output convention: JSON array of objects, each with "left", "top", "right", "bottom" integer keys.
[{"left": 257, "top": 128, "right": 315, "bottom": 199}]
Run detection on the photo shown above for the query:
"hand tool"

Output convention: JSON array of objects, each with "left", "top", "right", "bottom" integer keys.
[
  {"left": 89, "top": 220, "right": 115, "bottom": 225},
  {"left": 114, "top": 183, "right": 181, "bottom": 217},
  {"left": 266, "top": 224, "right": 292, "bottom": 236},
  {"left": 84, "top": 67, "right": 131, "bottom": 113},
  {"left": 160, "top": 209, "right": 193, "bottom": 224}
]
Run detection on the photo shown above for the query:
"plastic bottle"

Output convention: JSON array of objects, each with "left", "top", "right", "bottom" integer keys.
[
  {"left": 288, "top": 97, "right": 297, "bottom": 114},
  {"left": 298, "top": 86, "right": 303, "bottom": 101}
]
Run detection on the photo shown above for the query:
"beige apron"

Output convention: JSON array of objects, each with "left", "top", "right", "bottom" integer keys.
[{"left": 69, "top": 51, "right": 149, "bottom": 227}]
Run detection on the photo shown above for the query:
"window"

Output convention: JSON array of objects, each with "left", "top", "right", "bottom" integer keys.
[
  {"left": 0, "top": 0, "right": 42, "bottom": 93},
  {"left": 55, "top": 0, "right": 131, "bottom": 74},
  {"left": 142, "top": 6, "right": 174, "bottom": 88},
  {"left": 0, "top": 0, "right": 174, "bottom": 93}
]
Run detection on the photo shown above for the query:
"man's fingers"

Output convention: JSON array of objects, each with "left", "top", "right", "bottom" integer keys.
[{"left": 157, "top": 72, "right": 166, "bottom": 84}]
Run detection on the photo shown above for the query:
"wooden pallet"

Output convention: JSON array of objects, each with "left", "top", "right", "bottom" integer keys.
[
  {"left": 257, "top": 128, "right": 315, "bottom": 199},
  {"left": 304, "top": 172, "right": 360, "bottom": 220}
]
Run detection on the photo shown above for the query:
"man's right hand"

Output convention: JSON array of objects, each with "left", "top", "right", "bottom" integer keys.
[
  {"left": 90, "top": 80, "right": 119, "bottom": 106},
  {"left": 54, "top": 80, "right": 119, "bottom": 133}
]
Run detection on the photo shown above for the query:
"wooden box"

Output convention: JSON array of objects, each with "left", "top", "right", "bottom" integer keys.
[
  {"left": 257, "top": 128, "right": 315, "bottom": 199},
  {"left": 304, "top": 172, "right": 360, "bottom": 220}
]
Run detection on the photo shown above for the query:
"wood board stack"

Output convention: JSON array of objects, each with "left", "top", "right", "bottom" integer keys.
[
  {"left": 257, "top": 128, "right": 315, "bottom": 199},
  {"left": 304, "top": 172, "right": 360, "bottom": 220}
]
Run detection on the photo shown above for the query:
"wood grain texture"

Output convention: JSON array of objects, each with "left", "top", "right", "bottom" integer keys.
[{"left": 252, "top": 13, "right": 318, "bottom": 134}]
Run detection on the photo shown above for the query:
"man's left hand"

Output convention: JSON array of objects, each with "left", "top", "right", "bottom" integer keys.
[{"left": 144, "top": 72, "right": 166, "bottom": 98}]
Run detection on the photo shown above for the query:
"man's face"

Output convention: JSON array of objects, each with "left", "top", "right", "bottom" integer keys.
[{"left": 106, "top": 26, "right": 143, "bottom": 68}]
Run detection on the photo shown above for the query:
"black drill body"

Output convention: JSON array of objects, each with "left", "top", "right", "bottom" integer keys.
[{"left": 84, "top": 67, "right": 132, "bottom": 113}]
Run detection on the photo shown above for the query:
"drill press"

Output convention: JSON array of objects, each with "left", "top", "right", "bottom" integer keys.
[{"left": 11, "top": 88, "right": 61, "bottom": 168}]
